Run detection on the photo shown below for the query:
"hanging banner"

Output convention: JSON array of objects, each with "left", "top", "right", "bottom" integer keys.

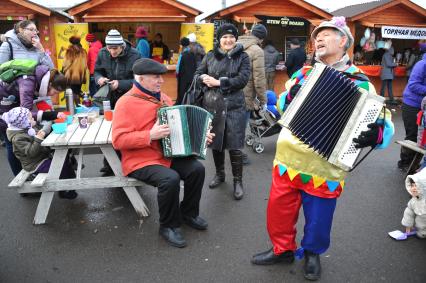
[
  {"left": 381, "top": 26, "right": 426, "bottom": 40},
  {"left": 255, "top": 15, "right": 309, "bottom": 28},
  {"left": 180, "top": 23, "right": 214, "bottom": 52},
  {"left": 54, "top": 23, "right": 89, "bottom": 107}
]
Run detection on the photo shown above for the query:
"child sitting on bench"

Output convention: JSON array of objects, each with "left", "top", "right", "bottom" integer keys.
[{"left": 2, "top": 107, "right": 77, "bottom": 199}]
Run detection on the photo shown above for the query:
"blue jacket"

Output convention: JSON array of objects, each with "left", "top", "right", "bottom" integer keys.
[
  {"left": 403, "top": 53, "right": 426, "bottom": 108},
  {"left": 136, "top": 38, "right": 150, "bottom": 58}
]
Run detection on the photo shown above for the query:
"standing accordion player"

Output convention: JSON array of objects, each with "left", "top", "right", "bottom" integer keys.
[
  {"left": 279, "top": 63, "right": 385, "bottom": 171},
  {"left": 158, "top": 105, "right": 213, "bottom": 159}
]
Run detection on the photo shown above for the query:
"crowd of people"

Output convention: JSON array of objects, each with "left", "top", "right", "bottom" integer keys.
[{"left": 1, "top": 17, "right": 426, "bottom": 282}]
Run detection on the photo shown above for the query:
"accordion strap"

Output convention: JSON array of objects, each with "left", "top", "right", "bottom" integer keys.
[{"left": 126, "top": 93, "right": 168, "bottom": 107}]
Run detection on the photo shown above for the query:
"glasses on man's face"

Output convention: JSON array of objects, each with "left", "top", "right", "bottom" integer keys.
[{"left": 24, "top": 27, "right": 39, "bottom": 34}]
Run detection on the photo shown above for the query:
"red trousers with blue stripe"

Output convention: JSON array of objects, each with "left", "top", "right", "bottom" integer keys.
[{"left": 267, "top": 167, "right": 337, "bottom": 255}]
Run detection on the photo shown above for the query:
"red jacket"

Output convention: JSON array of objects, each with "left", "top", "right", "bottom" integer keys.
[
  {"left": 112, "top": 85, "right": 173, "bottom": 176},
  {"left": 87, "top": 40, "right": 102, "bottom": 75}
]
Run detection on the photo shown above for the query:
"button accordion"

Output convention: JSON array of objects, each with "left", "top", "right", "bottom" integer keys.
[
  {"left": 158, "top": 105, "right": 213, "bottom": 159},
  {"left": 279, "top": 63, "right": 385, "bottom": 171}
]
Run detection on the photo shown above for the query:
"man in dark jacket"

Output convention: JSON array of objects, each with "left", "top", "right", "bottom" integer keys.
[
  {"left": 94, "top": 29, "right": 140, "bottom": 176},
  {"left": 94, "top": 29, "right": 141, "bottom": 109},
  {"left": 285, "top": 38, "right": 306, "bottom": 78}
]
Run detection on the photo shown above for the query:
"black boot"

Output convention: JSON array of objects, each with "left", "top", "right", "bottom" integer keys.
[
  {"left": 229, "top": 150, "right": 243, "bottom": 200},
  {"left": 304, "top": 250, "right": 321, "bottom": 281},
  {"left": 251, "top": 248, "right": 294, "bottom": 265},
  {"left": 209, "top": 150, "right": 225, "bottom": 188}
]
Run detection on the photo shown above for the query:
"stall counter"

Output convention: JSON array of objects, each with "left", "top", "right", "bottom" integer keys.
[{"left": 357, "top": 65, "right": 408, "bottom": 98}]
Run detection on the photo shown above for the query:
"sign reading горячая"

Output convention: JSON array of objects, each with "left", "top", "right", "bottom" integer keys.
[{"left": 381, "top": 26, "right": 426, "bottom": 40}]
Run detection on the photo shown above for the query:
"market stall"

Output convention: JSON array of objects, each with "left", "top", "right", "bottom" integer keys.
[
  {"left": 333, "top": 0, "right": 426, "bottom": 98},
  {"left": 202, "top": 0, "right": 332, "bottom": 95},
  {"left": 0, "top": 0, "right": 71, "bottom": 67},
  {"left": 67, "top": 0, "right": 202, "bottom": 101}
]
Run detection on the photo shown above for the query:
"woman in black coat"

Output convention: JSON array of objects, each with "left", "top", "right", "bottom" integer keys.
[{"left": 195, "top": 24, "right": 250, "bottom": 200}]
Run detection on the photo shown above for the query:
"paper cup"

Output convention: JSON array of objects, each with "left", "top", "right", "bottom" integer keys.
[{"left": 77, "top": 113, "right": 88, "bottom": 129}]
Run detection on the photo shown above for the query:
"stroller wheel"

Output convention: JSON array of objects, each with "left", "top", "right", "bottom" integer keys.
[
  {"left": 253, "top": 142, "right": 265, "bottom": 153},
  {"left": 245, "top": 135, "right": 255, "bottom": 146}
]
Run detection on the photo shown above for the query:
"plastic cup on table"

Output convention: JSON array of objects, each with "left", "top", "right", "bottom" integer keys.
[{"left": 104, "top": 110, "right": 113, "bottom": 121}]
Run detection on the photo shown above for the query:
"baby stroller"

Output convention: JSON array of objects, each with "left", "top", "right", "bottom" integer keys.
[{"left": 245, "top": 108, "right": 281, "bottom": 153}]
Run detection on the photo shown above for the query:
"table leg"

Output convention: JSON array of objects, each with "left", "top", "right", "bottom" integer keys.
[
  {"left": 33, "top": 149, "right": 68, "bottom": 225},
  {"left": 76, "top": 149, "right": 84, "bottom": 179},
  {"left": 100, "top": 146, "right": 150, "bottom": 217}
]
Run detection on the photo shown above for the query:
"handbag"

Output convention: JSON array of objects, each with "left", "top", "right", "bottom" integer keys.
[
  {"left": 92, "top": 84, "right": 111, "bottom": 110},
  {"left": 181, "top": 75, "right": 204, "bottom": 107}
]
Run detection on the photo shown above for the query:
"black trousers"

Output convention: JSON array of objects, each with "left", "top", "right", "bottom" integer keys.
[
  {"left": 400, "top": 103, "right": 420, "bottom": 165},
  {"left": 129, "top": 157, "right": 205, "bottom": 228}
]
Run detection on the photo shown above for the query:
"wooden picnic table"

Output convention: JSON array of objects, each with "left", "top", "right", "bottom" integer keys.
[{"left": 15, "top": 116, "right": 150, "bottom": 224}]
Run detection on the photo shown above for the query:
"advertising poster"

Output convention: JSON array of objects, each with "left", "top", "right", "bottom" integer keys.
[{"left": 180, "top": 23, "right": 214, "bottom": 52}]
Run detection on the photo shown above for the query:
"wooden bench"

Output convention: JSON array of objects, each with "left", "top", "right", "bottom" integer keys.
[{"left": 395, "top": 140, "right": 425, "bottom": 176}]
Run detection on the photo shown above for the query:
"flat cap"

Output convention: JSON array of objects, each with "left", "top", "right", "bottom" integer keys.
[{"left": 132, "top": 58, "right": 167, "bottom": 75}]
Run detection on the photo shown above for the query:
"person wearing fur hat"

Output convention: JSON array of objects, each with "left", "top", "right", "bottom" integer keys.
[
  {"left": 86, "top": 33, "right": 103, "bottom": 97},
  {"left": 3, "top": 107, "right": 77, "bottom": 199},
  {"left": 251, "top": 17, "right": 395, "bottom": 280},
  {"left": 194, "top": 23, "right": 250, "bottom": 200},
  {"left": 402, "top": 169, "right": 426, "bottom": 238},
  {"left": 135, "top": 26, "right": 150, "bottom": 59},
  {"left": 0, "top": 65, "right": 67, "bottom": 176},
  {"left": 0, "top": 20, "right": 53, "bottom": 68},
  {"left": 61, "top": 36, "right": 88, "bottom": 104}
]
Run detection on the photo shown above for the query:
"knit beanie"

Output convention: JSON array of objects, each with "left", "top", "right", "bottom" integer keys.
[
  {"left": 105, "top": 29, "right": 124, "bottom": 46},
  {"left": 135, "top": 26, "right": 148, "bottom": 38},
  {"left": 216, "top": 23, "right": 239, "bottom": 41},
  {"left": 251, "top": 24, "right": 267, "bottom": 40},
  {"left": 1, "top": 107, "right": 36, "bottom": 136},
  {"left": 85, "top": 33, "right": 96, "bottom": 42}
]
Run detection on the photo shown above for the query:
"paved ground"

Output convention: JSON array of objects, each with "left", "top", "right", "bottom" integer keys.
[{"left": 0, "top": 106, "right": 425, "bottom": 282}]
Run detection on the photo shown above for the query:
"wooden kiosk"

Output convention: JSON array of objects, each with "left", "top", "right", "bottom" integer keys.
[
  {"left": 0, "top": 0, "right": 71, "bottom": 68},
  {"left": 333, "top": 0, "right": 426, "bottom": 98},
  {"left": 67, "top": 0, "right": 202, "bottom": 101},
  {"left": 202, "top": 0, "right": 332, "bottom": 95}
]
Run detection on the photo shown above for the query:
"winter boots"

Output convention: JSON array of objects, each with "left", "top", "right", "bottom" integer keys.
[
  {"left": 229, "top": 150, "right": 244, "bottom": 200},
  {"left": 209, "top": 150, "right": 225, "bottom": 188},
  {"left": 209, "top": 149, "right": 244, "bottom": 200}
]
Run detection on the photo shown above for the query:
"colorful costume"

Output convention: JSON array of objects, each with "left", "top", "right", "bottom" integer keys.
[{"left": 268, "top": 60, "right": 394, "bottom": 256}]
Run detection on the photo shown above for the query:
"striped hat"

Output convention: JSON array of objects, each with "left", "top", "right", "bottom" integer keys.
[
  {"left": 1, "top": 107, "right": 36, "bottom": 136},
  {"left": 105, "top": 29, "right": 124, "bottom": 46}
]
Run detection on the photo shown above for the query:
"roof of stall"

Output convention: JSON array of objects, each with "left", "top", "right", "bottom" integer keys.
[{"left": 66, "top": 0, "right": 201, "bottom": 22}]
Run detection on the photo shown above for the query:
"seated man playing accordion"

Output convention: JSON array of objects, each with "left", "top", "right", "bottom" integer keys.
[
  {"left": 251, "top": 17, "right": 394, "bottom": 281},
  {"left": 112, "top": 58, "right": 214, "bottom": 249}
]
